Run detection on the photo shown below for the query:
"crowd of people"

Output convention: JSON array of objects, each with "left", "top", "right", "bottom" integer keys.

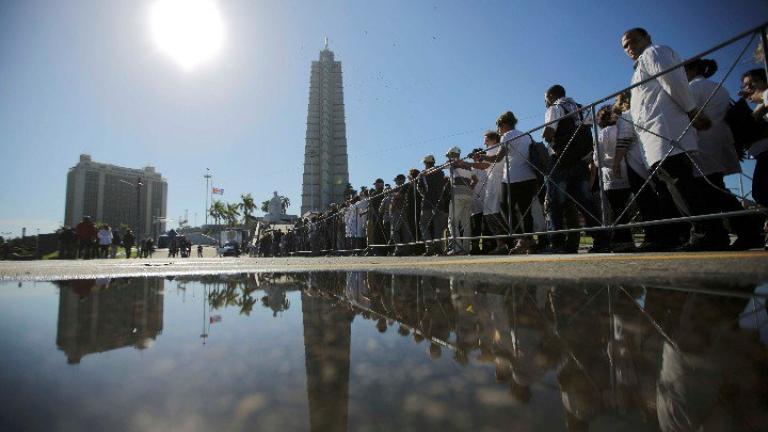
[
  {"left": 58, "top": 216, "right": 154, "bottom": 259},
  {"left": 255, "top": 27, "right": 768, "bottom": 257}
]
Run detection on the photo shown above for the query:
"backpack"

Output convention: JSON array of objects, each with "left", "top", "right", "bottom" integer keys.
[
  {"left": 725, "top": 98, "right": 768, "bottom": 160},
  {"left": 527, "top": 135, "right": 549, "bottom": 182},
  {"left": 551, "top": 103, "right": 594, "bottom": 168}
]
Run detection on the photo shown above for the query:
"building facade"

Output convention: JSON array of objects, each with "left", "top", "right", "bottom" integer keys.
[
  {"left": 64, "top": 154, "right": 167, "bottom": 239},
  {"left": 300, "top": 45, "right": 349, "bottom": 215}
]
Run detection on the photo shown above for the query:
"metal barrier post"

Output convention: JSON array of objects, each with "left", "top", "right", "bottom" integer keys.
[
  {"left": 761, "top": 25, "right": 768, "bottom": 78},
  {"left": 591, "top": 105, "right": 609, "bottom": 227},
  {"left": 448, "top": 163, "right": 457, "bottom": 253},
  {"left": 505, "top": 149, "right": 513, "bottom": 240}
]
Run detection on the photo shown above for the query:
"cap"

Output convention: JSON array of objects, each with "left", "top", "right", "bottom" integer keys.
[
  {"left": 446, "top": 146, "right": 461, "bottom": 156},
  {"left": 394, "top": 174, "right": 406, "bottom": 181},
  {"left": 374, "top": 178, "right": 384, "bottom": 184},
  {"left": 423, "top": 154, "right": 435, "bottom": 163}
]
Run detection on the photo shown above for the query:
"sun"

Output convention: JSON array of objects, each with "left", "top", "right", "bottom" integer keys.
[{"left": 149, "top": 0, "right": 225, "bottom": 71}]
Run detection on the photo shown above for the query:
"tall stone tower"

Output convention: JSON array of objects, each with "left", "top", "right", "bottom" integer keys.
[{"left": 300, "top": 42, "right": 349, "bottom": 215}]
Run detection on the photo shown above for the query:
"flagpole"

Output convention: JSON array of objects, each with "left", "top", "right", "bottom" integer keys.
[{"left": 204, "top": 169, "right": 211, "bottom": 226}]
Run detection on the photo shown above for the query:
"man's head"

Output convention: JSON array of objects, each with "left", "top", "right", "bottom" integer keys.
[
  {"left": 741, "top": 68, "right": 768, "bottom": 103},
  {"left": 445, "top": 146, "right": 461, "bottom": 160},
  {"left": 423, "top": 154, "right": 435, "bottom": 168},
  {"left": 373, "top": 178, "right": 384, "bottom": 191},
  {"left": 483, "top": 130, "right": 500, "bottom": 147},
  {"left": 544, "top": 85, "right": 566, "bottom": 107},
  {"left": 596, "top": 105, "right": 616, "bottom": 128},
  {"left": 621, "top": 28, "right": 651, "bottom": 61},
  {"left": 495, "top": 111, "right": 518, "bottom": 134},
  {"left": 408, "top": 168, "right": 420, "bottom": 179},
  {"left": 394, "top": 174, "right": 406, "bottom": 185}
]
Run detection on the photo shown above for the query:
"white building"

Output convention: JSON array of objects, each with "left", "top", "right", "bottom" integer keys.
[{"left": 64, "top": 154, "right": 168, "bottom": 239}]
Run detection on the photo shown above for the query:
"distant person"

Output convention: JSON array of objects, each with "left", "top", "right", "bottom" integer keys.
[
  {"left": 416, "top": 155, "right": 448, "bottom": 255},
  {"left": 365, "top": 179, "right": 386, "bottom": 256},
  {"left": 97, "top": 225, "right": 112, "bottom": 258},
  {"left": 467, "top": 131, "right": 506, "bottom": 254},
  {"left": 621, "top": 27, "right": 725, "bottom": 250},
  {"left": 110, "top": 228, "right": 121, "bottom": 258},
  {"left": 122, "top": 228, "right": 135, "bottom": 258},
  {"left": 466, "top": 147, "right": 490, "bottom": 254},
  {"left": 389, "top": 174, "right": 413, "bottom": 256},
  {"left": 197, "top": 244, "right": 203, "bottom": 258},
  {"left": 75, "top": 216, "right": 97, "bottom": 259},
  {"left": 685, "top": 59, "right": 763, "bottom": 250},
  {"left": 145, "top": 237, "right": 154, "bottom": 258},
  {"left": 445, "top": 146, "right": 474, "bottom": 255}
]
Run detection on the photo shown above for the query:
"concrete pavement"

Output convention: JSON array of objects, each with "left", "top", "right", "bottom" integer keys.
[{"left": 1, "top": 249, "right": 767, "bottom": 285}]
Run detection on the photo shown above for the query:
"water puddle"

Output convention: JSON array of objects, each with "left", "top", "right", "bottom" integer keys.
[{"left": 0, "top": 273, "right": 766, "bottom": 431}]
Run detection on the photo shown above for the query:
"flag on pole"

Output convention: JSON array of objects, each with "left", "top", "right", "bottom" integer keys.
[{"left": 212, "top": 187, "right": 224, "bottom": 195}]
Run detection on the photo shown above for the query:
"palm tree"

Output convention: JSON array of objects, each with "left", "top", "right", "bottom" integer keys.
[
  {"left": 225, "top": 202, "right": 241, "bottom": 227},
  {"left": 240, "top": 193, "right": 255, "bottom": 226},
  {"left": 344, "top": 183, "right": 355, "bottom": 199},
  {"left": 210, "top": 200, "right": 226, "bottom": 225},
  {"left": 260, "top": 200, "right": 270, "bottom": 213},
  {"left": 280, "top": 196, "right": 290, "bottom": 213}
]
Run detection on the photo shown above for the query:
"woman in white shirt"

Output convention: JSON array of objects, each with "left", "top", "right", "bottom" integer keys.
[
  {"left": 685, "top": 59, "right": 763, "bottom": 250},
  {"left": 475, "top": 111, "right": 537, "bottom": 254},
  {"left": 97, "top": 225, "right": 113, "bottom": 258}
]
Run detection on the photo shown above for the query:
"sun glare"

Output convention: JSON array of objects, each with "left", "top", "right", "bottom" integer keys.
[{"left": 149, "top": 0, "right": 225, "bottom": 71}]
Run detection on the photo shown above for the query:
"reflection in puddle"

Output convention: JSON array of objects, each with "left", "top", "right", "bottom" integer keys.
[{"left": 0, "top": 273, "right": 766, "bottom": 431}]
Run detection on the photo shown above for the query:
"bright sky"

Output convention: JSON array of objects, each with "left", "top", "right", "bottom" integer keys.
[{"left": 1, "top": 0, "right": 767, "bottom": 235}]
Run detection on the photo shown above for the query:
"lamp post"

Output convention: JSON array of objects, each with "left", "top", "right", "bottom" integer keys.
[
  {"left": 119, "top": 178, "right": 144, "bottom": 241},
  {"left": 204, "top": 169, "right": 212, "bottom": 226}
]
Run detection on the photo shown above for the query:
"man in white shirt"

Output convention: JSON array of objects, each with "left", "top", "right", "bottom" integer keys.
[
  {"left": 542, "top": 85, "right": 608, "bottom": 253},
  {"left": 445, "top": 147, "right": 474, "bottom": 255},
  {"left": 622, "top": 27, "right": 726, "bottom": 250}
]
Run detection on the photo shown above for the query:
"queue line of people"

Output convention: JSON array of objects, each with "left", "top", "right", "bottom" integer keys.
[{"left": 255, "top": 27, "right": 768, "bottom": 257}]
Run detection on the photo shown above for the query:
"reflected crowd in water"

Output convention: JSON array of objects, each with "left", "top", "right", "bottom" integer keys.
[
  {"left": 196, "top": 272, "right": 768, "bottom": 431},
  {"left": 35, "top": 273, "right": 768, "bottom": 431}
]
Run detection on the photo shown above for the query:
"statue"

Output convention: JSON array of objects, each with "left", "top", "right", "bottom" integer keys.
[{"left": 268, "top": 191, "right": 282, "bottom": 216}]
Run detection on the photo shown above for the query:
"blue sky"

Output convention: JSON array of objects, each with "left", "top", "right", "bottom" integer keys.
[{"left": 1, "top": 0, "right": 767, "bottom": 235}]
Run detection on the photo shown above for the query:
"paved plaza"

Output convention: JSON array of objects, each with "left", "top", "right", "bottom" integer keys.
[{"left": 2, "top": 249, "right": 767, "bottom": 285}]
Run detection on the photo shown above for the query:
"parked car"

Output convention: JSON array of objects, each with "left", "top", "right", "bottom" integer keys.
[{"left": 218, "top": 241, "right": 241, "bottom": 257}]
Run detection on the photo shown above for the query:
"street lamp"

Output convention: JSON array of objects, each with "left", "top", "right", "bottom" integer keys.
[{"left": 119, "top": 178, "right": 144, "bottom": 240}]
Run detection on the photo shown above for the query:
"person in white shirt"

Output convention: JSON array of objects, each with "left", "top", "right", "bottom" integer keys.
[
  {"left": 446, "top": 147, "right": 475, "bottom": 255},
  {"left": 685, "top": 59, "right": 764, "bottom": 250},
  {"left": 594, "top": 106, "right": 635, "bottom": 252},
  {"left": 468, "top": 147, "right": 490, "bottom": 254},
  {"left": 474, "top": 111, "right": 539, "bottom": 254},
  {"left": 621, "top": 27, "right": 726, "bottom": 251},
  {"left": 97, "top": 225, "right": 113, "bottom": 258},
  {"left": 460, "top": 131, "right": 508, "bottom": 254},
  {"left": 542, "top": 85, "right": 609, "bottom": 253}
]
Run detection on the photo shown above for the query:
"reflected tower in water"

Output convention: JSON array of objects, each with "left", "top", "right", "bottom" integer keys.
[
  {"left": 301, "top": 290, "right": 354, "bottom": 432},
  {"left": 56, "top": 278, "right": 164, "bottom": 364}
]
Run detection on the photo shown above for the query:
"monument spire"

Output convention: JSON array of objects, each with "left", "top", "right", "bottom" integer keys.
[{"left": 300, "top": 44, "right": 349, "bottom": 215}]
